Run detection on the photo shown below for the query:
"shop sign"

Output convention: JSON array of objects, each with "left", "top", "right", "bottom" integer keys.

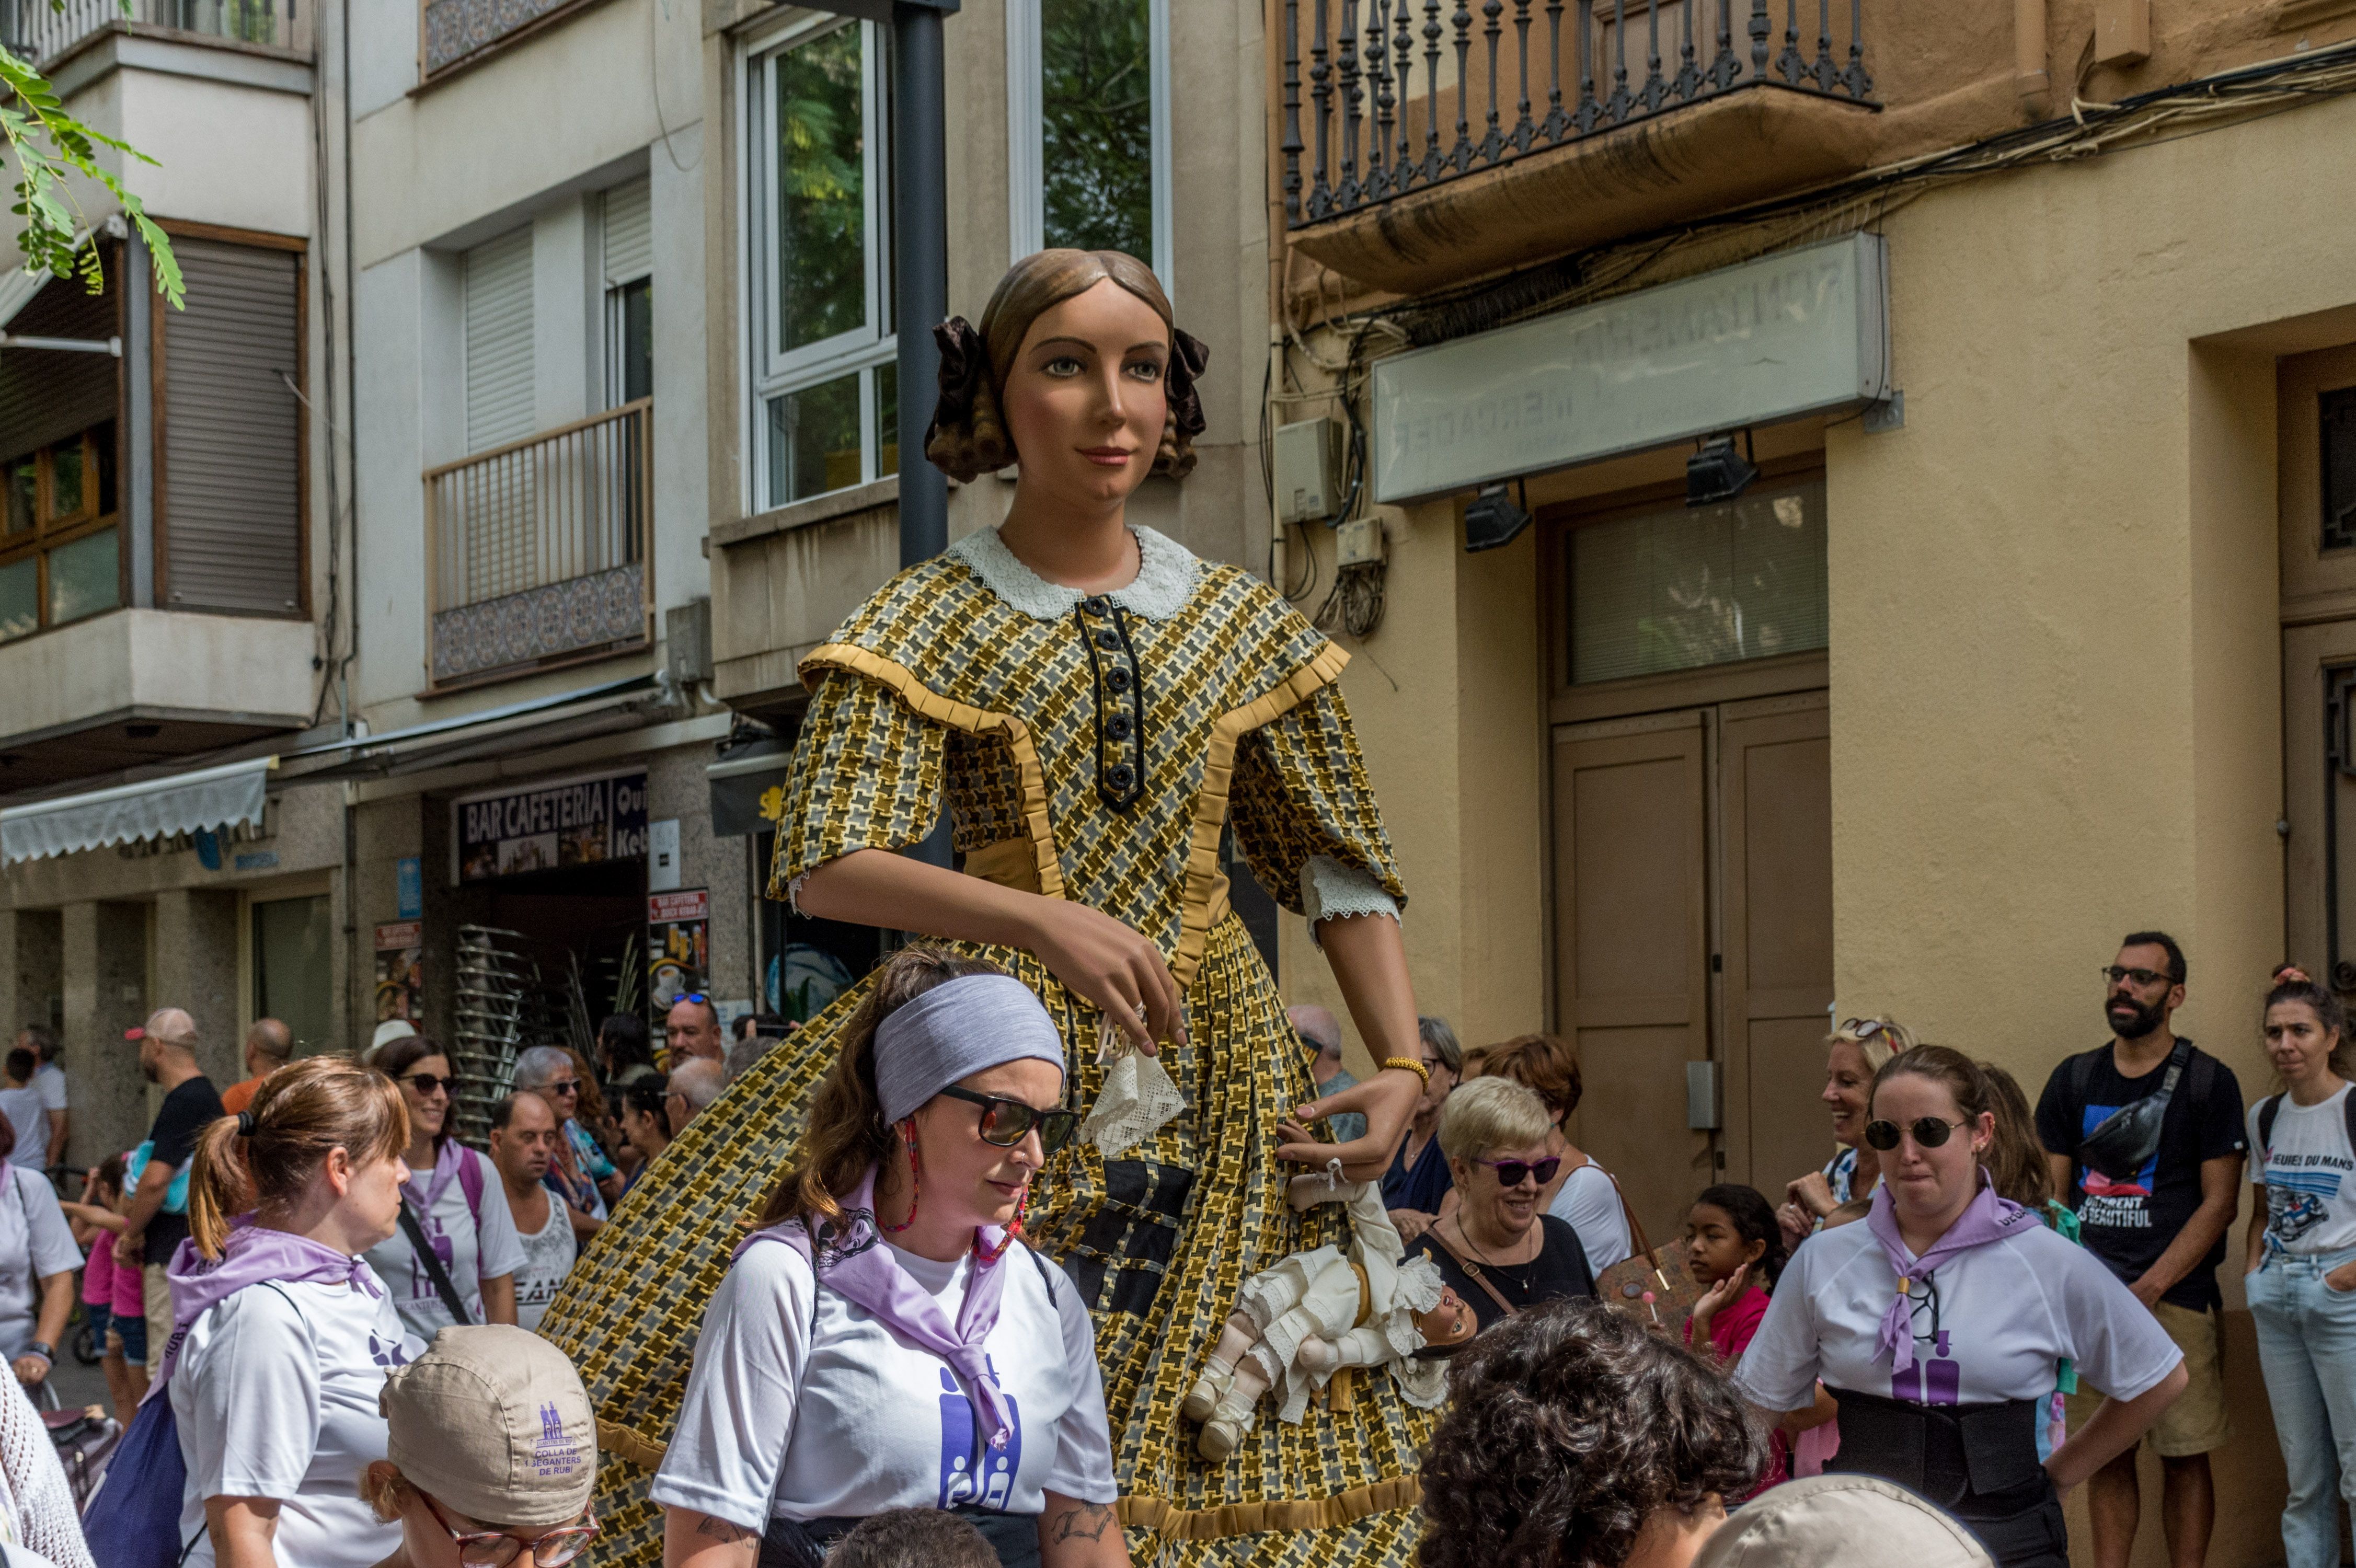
[
  {"left": 374, "top": 921, "right": 423, "bottom": 1026},
  {"left": 648, "top": 889, "right": 710, "bottom": 1012},
  {"left": 1370, "top": 233, "right": 1891, "bottom": 503},
  {"left": 455, "top": 769, "right": 649, "bottom": 883},
  {"left": 396, "top": 857, "right": 423, "bottom": 919}
]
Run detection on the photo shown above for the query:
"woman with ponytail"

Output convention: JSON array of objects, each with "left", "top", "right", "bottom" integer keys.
[
  {"left": 166, "top": 1057, "right": 422, "bottom": 1568},
  {"left": 652, "top": 946, "right": 1121, "bottom": 1568}
]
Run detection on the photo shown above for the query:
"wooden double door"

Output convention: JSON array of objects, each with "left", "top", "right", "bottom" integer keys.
[{"left": 1551, "top": 692, "right": 1834, "bottom": 1250}]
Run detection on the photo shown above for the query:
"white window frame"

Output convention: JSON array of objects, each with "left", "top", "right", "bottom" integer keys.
[
  {"left": 741, "top": 10, "right": 897, "bottom": 512},
  {"left": 1005, "top": 0, "right": 1174, "bottom": 293}
]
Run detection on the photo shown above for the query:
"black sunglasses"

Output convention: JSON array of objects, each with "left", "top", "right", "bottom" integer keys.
[
  {"left": 401, "top": 1073, "right": 455, "bottom": 1096},
  {"left": 936, "top": 1086, "right": 1081, "bottom": 1154},
  {"left": 1864, "top": 1116, "right": 1968, "bottom": 1151},
  {"left": 2100, "top": 966, "right": 2176, "bottom": 988},
  {"left": 1475, "top": 1155, "right": 1562, "bottom": 1187}
]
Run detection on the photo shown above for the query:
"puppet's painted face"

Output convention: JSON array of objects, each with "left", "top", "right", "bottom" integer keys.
[
  {"left": 1413, "top": 1287, "right": 1477, "bottom": 1348},
  {"left": 999, "top": 279, "right": 1170, "bottom": 514}
]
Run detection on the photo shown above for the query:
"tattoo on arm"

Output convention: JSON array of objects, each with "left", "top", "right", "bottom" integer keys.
[
  {"left": 1049, "top": 1502, "right": 1117, "bottom": 1544},
  {"left": 695, "top": 1516, "right": 757, "bottom": 1546}
]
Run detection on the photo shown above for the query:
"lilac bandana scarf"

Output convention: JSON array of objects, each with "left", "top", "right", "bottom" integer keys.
[
  {"left": 737, "top": 1165, "right": 1018, "bottom": 1448},
  {"left": 409, "top": 1137, "right": 465, "bottom": 1213},
  {"left": 1866, "top": 1176, "right": 2038, "bottom": 1377},
  {"left": 155, "top": 1216, "right": 383, "bottom": 1387}
]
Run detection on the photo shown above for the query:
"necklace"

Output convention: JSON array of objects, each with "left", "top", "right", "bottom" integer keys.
[{"left": 1450, "top": 1218, "right": 1533, "bottom": 1292}]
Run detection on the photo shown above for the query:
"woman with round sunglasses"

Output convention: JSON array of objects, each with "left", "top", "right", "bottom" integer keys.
[
  {"left": 1734, "top": 1047, "right": 2188, "bottom": 1567},
  {"left": 1778, "top": 1017, "right": 1921, "bottom": 1252},
  {"left": 1405, "top": 1077, "right": 1594, "bottom": 1345},
  {"left": 655, "top": 949, "right": 1122, "bottom": 1568},
  {"left": 364, "top": 1035, "right": 522, "bottom": 1336}
]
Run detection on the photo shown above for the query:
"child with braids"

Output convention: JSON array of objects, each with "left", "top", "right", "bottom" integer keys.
[{"left": 1683, "top": 1183, "right": 1791, "bottom": 1490}]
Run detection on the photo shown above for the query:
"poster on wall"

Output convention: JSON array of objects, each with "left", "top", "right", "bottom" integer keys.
[
  {"left": 647, "top": 889, "right": 710, "bottom": 1012},
  {"left": 374, "top": 922, "right": 424, "bottom": 1025},
  {"left": 455, "top": 769, "right": 649, "bottom": 883}
]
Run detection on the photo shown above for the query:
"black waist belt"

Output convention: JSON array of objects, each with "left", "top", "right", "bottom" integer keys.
[{"left": 1826, "top": 1387, "right": 2064, "bottom": 1566}]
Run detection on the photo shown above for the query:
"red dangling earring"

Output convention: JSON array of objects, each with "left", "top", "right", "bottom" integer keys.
[
  {"left": 882, "top": 1120, "right": 922, "bottom": 1233},
  {"left": 974, "top": 1183, "right": 1028, "bottom": 1266}
]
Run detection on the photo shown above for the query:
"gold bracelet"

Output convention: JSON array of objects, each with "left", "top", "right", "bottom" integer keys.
[{"left": 1381, "top": 1056, "right": 1431, "bottom": 1088}]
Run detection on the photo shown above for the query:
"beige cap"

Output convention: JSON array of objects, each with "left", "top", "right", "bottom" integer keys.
[
  {"left": 1693, "top": 1476, "right": 1994, "bottom": 1568},
  {"left": 381, "top": 1326, "right": 596, "bottom": 1528}
]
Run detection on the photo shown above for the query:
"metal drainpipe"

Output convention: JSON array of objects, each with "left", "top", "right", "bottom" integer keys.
[{"left": 895, "top": 0, "right": 958, "bottom": 870}]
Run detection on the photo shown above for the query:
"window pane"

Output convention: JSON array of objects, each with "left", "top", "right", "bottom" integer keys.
[
  {"left": 4, "top": 459, "right": 32, "bottom": 537},
  {"left": 254, "top": 894, "right": 334, "bottom": 1053},
  {"left": 766, "top": 371, "right": 864, "bottom": 505},
  {"left": 875, "top": 361, "right": 898, "bottom": 479},
  {"left": 1041, "top": 0, "right": 1153, "bottom": 260},
  {"left": 775, "top": 26, "right": 869, "bottom": 353},
  {"left": 49, "top": 442, "right": 82, "bottom": 521},
  {"left": 612, "top": 278, "right": 653, "bottom": 404},
  {"left": 46, "top": 527, "right": 118, "bottom": 627},
  {"left": 0, "top": 558, "right": 33, "bottom": 641},
  {"left": 1568, "top": 482, "right": 1828, "bottom": 685}
]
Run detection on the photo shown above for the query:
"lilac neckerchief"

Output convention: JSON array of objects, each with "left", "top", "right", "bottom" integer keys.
[
  {"left": 410, "top": 1138, "right": 464, "bottom": 1213},
  {"left": 1866, "top": 1176, "right": 2038, "bottom": 1377},
  {"left": 153, "top": 1216, "right": 382, "bottom": 1389},
  {"left": 736, "top": 1165, "right": 1018, "bottom": 1449}
]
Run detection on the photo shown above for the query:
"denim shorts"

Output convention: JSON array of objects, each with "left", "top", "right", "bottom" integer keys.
[{"left": 106, "top": 1304, "right": 146, "bottom": 1367}]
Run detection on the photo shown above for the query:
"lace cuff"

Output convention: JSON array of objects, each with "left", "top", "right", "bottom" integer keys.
[{"left": 1301, "top": 854, "right": 1401, "bottom": 927}]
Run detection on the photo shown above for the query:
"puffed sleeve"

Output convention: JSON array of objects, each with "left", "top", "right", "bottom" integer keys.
[
  {"left": 1229, "top": 680, "right": 1406, "bottom": 921},
  {"left": 769, "top": 667, "right": 946, "bottom": 902}
]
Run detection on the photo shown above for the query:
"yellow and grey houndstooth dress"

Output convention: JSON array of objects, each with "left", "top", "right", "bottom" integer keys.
[{"left": 541, "top": 524, "right": 1428, "bottom": 1566}]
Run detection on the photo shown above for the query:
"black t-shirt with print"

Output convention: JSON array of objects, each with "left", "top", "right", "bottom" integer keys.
[
  {"left": 2034, "top": 1040, "right": 2245, "bottom": 1310},
  {"left": 142, "top": 1075, "right": 223, "bottom": 1262},
  {"left": 1409, "top": 1215, "right": 1594, "bottom": 1353}
]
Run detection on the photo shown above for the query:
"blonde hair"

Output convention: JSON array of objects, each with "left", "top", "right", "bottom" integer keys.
[
  {"left": 1829, "top": 1017, "right": 1918, "bottom": 1076},
  {"left": 925, "top": 249, "right": 1196, "bottom": 482},
  {"left": 187, "top": 1056, "right": 409, "bottom": 1258},
  {"left": 1439, "top": 1075, "right": 1556, "bottom": 1163}
]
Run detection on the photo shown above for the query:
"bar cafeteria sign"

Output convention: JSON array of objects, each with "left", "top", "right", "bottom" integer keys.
[{"left": 455, "top": 769, "right": 649, "bottom": 883}]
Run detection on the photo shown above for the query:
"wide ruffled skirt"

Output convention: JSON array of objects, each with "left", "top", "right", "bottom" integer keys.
[{"left": 540, "top": 915, "right": 1431, "bottom": 1567}]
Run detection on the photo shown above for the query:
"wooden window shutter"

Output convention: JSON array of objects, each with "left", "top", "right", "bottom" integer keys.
[
  {"left": 160, "top": 237, "right": 302, "bottom": 616},
  {"left": 464, "top": 227, "right": 535, "bottom": 453}
]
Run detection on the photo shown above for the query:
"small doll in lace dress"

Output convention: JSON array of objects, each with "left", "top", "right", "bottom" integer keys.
[{"left": 1182, "top": 1161, "right": 1476, "bottom": 1459}]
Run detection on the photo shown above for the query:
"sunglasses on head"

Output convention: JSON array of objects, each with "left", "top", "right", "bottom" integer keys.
[
  {"left": 401, "top": 1073, "right": 455, "bottom": 1096},
  {"left": 1864, "top": 1116, "right": 1969, "bottom": 1151},
  {"left": 935, "top": 1086, "right": 1081, "bottom": 1154},
  {"left": 1475, "top": 1155, "right": 1562, "bottom": 1187},
  {"left": 1840, "top": 1018, "right": 1893, "bottom": 1041}
]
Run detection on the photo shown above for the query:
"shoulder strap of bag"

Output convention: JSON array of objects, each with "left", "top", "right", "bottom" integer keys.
[
  {"left": 457, "top": 1146, "right": 486, "bottom": 1229},
  {"left": 2258, "top": 1092, "right": 2284, "bottom": 1160},
  {"left": 397, "top": 1194, "right": 473, "bottom": 1327},
  {"left": 1585, "top": 1157, "right": 1654, "bottom": 1262},
  {"left": 1423, "top": 1225, "right": 1519, "bottom": 1318}
]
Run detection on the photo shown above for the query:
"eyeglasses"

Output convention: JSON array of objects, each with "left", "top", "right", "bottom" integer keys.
[
  {"left": 536, "top": 1079, "right": 581, "bottom": 1097},
  {"left": 400, "top": 1074, "right": 454, "bottom": 1097},
  {"left": 935, "top": 1086, "right": 1081, "bottom": 1154},
  {"left": 1474, "top": 1155, "right": 1562, "bottom": 1187},
  {"left": 417, "top": 1491, "right": 598, "bottom": 1568},
  {"left": 2101, "top": 966, "right": 2176, "bottom": 988},
  {"left": 1864, "top": 1116, "right": 1968, "bottom": 1151},
  {"left": 1839, "top": 1019, "right": 1893, "bottom": 1041}
]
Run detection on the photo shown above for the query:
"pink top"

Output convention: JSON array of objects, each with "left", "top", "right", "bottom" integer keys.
[
  {"left": 1688, "top": 1285, "right": 1789, "bottom": 1491},
  {"left": 81, "top": 1236, "right": 110, "bottom": 1307},
  {"left": 109, "top": 1241, "right": 141, "bottom": 1317}
]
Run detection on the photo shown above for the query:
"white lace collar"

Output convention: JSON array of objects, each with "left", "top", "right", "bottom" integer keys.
[{"left": 947, "top": 524, "right": 1201, "bottom": 622}]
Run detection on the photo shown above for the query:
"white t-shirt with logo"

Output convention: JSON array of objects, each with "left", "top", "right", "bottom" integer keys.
[
  {"left": 1734, "top": 1215, "right": 2181, "bottom": 1410},
  {"left": 651, "top": 1236, "right": 1119, "bottom": 1528},
  {"left": 360, "top": 1146, "right": 526, "bottom": 1338},
  {"left": 2249, "top": 1085, "right": 2356, "bottom": 1258},
  {"left": 1548, "top": 1162, "right": 1634, "bottom": 1274},
  {"left": 172, "top": 1272, "right": 425, "bottom": 1568},
  {"left": 510, "top": 1188, "right": 578, "bottom": 1333}
]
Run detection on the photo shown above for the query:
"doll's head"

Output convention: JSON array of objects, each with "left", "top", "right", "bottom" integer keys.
[
  {"left": 925, "top": 250, "right": 1206, "bottom": 490},
  {"left": 1415, "top": 1286, "right": 1478, "bottom": 1350}
]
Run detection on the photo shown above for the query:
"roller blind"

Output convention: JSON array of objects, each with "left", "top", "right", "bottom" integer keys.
[
  {"left": 602, "top": 178, "right": 653, "bottom": 287},
  {"left": 162, "top": 238, "right": 302, "bottom": 616},
  {"left": 1568, "top": 481, "right": 1828, "bottom": 686},
  {"left": 464, "top": 228, "right": 535, "bottom": 453},
  {"left": 0, "top": 269, "right": 117, "bottom": 463}
]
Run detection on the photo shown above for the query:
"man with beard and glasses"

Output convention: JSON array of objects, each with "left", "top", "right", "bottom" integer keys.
[{"left": 2035, "top": 931, "right": 2245, "bottom": 1568}]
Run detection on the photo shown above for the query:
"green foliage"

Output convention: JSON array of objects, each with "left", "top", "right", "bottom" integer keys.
[
  {"left": 1041, "top": 0, "right": 1153, "bottom": 260},
  {"left": 0, "top": 22, "right": 183, "bottom": 310},
  {"left": 774, "top": 23, "right": 866, "bottom": 351}
]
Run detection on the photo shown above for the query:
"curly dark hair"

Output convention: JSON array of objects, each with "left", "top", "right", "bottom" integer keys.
[
  {"left": 1418, "top": 1298, "right": 1765, "bottom": 1568},
  {"left": 829, "top": 1507, "right": 997, "bottom": 1568}
]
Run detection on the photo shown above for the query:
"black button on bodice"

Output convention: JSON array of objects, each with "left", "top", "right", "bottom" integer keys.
[
  {"left": 1081, "top": 596, "right": 1110, "bottom": 616},
  {"left": 1095, "top": 629, "right": 1122, "bottom": 651},
  {"left": 1105, "top": 713, "right": 1133, "bottom": 741},
  {"left": 1105, "top": 666, "right": 1133, "bottom": 694},
  {"left": 1106, "top": 763, "right": 1135, "bottom": 791}
]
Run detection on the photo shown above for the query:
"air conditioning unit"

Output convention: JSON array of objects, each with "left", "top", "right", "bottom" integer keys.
[{"left": 1272, "top": 417, "right": 1344, "bottom": 525}]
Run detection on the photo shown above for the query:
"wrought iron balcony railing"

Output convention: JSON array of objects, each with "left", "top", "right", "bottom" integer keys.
[
  {"left": 1282, "top": 0, "right": 1875, "bottom": 228},
  {"left": 423, "top": 399, "right": 652, "bottom": 688},
  {"left": 1, "top": 0, "right": 307, "bottom": 64}
]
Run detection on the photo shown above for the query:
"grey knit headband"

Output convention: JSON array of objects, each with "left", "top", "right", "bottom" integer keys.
[{"left": 875, "top": 974, "right": 1066, "bottom": 1125}]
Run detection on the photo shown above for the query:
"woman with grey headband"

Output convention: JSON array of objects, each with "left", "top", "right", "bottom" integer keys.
[{"left": 652, "top": 947, "right": 1124, "bottom": 1568}]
